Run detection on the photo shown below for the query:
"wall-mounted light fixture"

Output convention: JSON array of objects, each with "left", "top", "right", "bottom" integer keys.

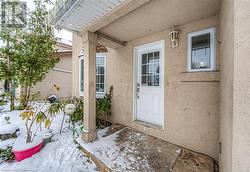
[{"left": 169, "top": 27, "right": 179, "bottom": 48}]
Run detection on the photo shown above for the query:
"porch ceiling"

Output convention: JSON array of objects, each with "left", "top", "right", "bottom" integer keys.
[
  {"left": 50, "top": 0, "right": 221, "bottom": 43},
  {"left": 49, "top": 0, "right": 127, "bottom": 33},
  {"left": 99, "top": 0, "right": 221, "bottom": 41}
]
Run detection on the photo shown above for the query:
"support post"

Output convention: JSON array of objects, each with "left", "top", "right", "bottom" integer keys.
[{"left": 81, "top": 31, "right": 97, "bottom": 142}]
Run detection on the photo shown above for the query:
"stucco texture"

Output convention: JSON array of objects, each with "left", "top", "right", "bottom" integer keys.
[
  {"left": 70, "top": 0, "right": 250, "bottom": 170},
  {"left": 99, "top": 0, "right": 220, "bottom": 42},
  {"left": 31, "top": 54, "right": 72, "bottom": 98},
  {"left": 219, "top": 0, "right": 234, "bottom": 171},
  {"left": 233, "top": 0, "right": 250, "bottom": 171},
  {"left": 219, "top": 0, "right": 250, "bottom": 171},
  {"left": 103, "top": 16, "right": 219, "bottom": 160},
  {"left": 71, "top": 15, "right": 219, "bottom": 161},
  {"left": 72, "top": 34, "right": 83, "bottom": 97}
]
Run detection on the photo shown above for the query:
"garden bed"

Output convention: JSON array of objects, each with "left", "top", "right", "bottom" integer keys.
[{"left": 0, "top": 103, "right": 98, "bottom": 171}]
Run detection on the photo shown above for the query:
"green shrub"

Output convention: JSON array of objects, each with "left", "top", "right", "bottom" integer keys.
[
  {"left": 0, "top": 101, "right": 6, "bottom": 106},
  {"left": 68, "top": 97, "right": 84, "bottom": 124},
  {"left": 14, "top": 105, "right": 25, "bottom": 110},
  {"left": 96, "top": 86, "right": 113, "bottom": 127},
  {"left": 0, "top": 91, "right": 7, "bottom": 106},
  {"left": 0, "top": 147, "right": 15, "bottom": 163},
  {"left": 47, "top": 101, "right": 64, "bottom": 116},
  {"left": 67, "top": 86, "right": 113, "bottom": 128}
]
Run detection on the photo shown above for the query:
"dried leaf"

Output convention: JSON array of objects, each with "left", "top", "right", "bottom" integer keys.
[{"left": 45, "top": 119, "right": 51, "bottom": 128}]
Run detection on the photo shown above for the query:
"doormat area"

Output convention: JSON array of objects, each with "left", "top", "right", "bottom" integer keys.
[{"left": 76, "top": 124, "right": 215, "bottom": 172}]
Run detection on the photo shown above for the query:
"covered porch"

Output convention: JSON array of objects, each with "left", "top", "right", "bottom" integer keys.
[
  {"left": 50, "top": 0, "right": 221, "bottom": 143},
  {"left": 49, "top": 0, "right": 250, "bottom": 171}
]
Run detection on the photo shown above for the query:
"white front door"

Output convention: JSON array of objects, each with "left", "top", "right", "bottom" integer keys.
[{"left": 134, "top": 41, "right": 164, "bottom": 126}]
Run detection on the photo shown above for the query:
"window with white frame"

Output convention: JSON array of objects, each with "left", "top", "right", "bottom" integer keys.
[
  {"left": 187, "top": 27, "right": 216, "bottom": 72},
  {"left": 96, "top": 55, "right": 105, "bottom": 96},
  {"left": 79, "top": 52, "right": 106, "bottom": 98}
]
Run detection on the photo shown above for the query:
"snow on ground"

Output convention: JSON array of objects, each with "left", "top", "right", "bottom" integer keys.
[
  {"left": 0, "top": 139, "right": 15, "bottom": 149},
  {"left": 76, "top": 126, "right": 182, "bottom": 172},
  {"left": 1, "top": 132, "right": 98, "bottom": 172},
  {"left": 76, "top": 128, "right": 127, "bottom": 171},
  {"left": 0, "top": 123, "right": 18, "bottom": 135},
  {"left": 0, "top": 103, "right": 99, "bottom": 172}
]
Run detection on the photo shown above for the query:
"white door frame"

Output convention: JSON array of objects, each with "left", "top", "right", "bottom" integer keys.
[{"left": 133, "top": 40, "right": 165, "bottom": 127}]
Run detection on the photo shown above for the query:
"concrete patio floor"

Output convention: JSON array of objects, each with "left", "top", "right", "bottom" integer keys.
[{"left": 76, "top": 124, "right": 216, "bottom": 172}]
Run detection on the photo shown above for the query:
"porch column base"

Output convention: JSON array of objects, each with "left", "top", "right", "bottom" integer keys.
[{"left": 81, "top": 129, "right": 97, "bottom": 143}]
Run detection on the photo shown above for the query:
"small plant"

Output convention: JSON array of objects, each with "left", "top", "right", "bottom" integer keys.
[
  {"left": 30, "top": 91, "right": 42, "bottom": 101},
  {"left": 68, "top": 97, "right": 84, "bottom": 124},
  {"left": 96, "top": 86, "right": 113, "bottom": 127},
  {"left": 66, "top": 86, "right": 113, "bottom": 127},
  {"left": 40, "top": 100, "right": 64, "bottom": 134},
  {"left": 63, "top": 86, "right": 113, "bottom": 133},
  {"left": 0, "top": 147, "right": 15, "bottom": 163},
  {"left": 14, "top": 105, "right": 25, "bottom": 110},
  {"left": 58, "top": 97, "right": 83, "bottom": 138},
  {"left": 0, "top": 91, "right": 7, "bottom": 106},
  {"left": 46, "top": 84, "right": 63, "bottom": 126},
  {"left": 0, "top": 101, "right": 5, "bottom": 106},
  {"left": 20, "top": 103, "right": 54, "bottom": 143},
  {"left": 46, "top": 94, "right": 76, "bottom": 133},
  {"left": 15, "top": 92, "right": 42, "bottom": 111},
  {"left": 47, "top": 101, "right": 63, "bottom": 116},
  {"left": 47, "top": 100, "right": 66, "bottom": 133}
]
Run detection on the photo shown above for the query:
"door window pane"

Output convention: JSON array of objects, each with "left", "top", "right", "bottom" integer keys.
[
  {"left": 142, "top": 75, "right": 147, "bottom": 84},
  {"left": 154, "top": 52, "right": 159, "bottom": 59},
  {"left": 148, "top": 53, "right": 154, "bottom": 63},
  {"left": 141, "top": 51, "right": 160, "bottom": 86},
  {"left": 142, "top": 65, "right": 148, "bottom": 75},
  {"left": 142, "top": 54, "right": 147, "bottom": 64},
  {"left": 154, "top": 75, "right": 159, "bottom": 86}
]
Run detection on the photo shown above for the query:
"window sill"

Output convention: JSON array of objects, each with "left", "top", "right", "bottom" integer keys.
[
  {"left": 79, "top": 92, "right": 105, "bottom": 98},
  {"left": 181, "top": 71, "right": 219, "bottom": 82}
]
